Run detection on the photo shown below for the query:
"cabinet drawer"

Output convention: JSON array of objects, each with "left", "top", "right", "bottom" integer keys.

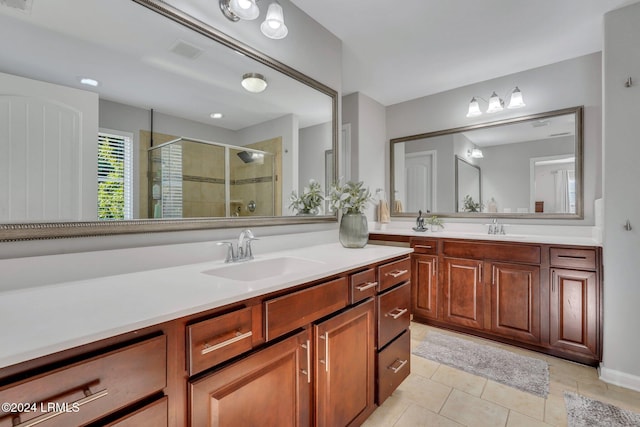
[
  {"left": 103, "top": 397, "right": 167, "bottom": 427},
  {"left": 350, "top": 268, "right": 378, "bottom": 304},
  {"left": 378, "top": 282, "right": 411, "bottom": 347},
  {"left": 411, "top": 238, "right": 438, "bottom": 254},
  {"left": 187, "top": 307, "right": 255, "bottom": 376},
  {"left": 378, "top": 257, "right": 411, "bottom": 292},
  {"left": 443, "top": 240, "right": 541, "bottom": 264},
  {"left": 377, "top": 329, "right": 410, "bottom": 404},
  {"left": 550, "top": 247, "right": 597, "bottom": 270},
  {"left": 265, "top": 277, "right": 348, "bottom": 341},
  {"left": 0, "top": 335, "right": 166, "bottom": 427}
]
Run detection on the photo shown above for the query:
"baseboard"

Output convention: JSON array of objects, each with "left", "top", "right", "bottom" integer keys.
[{"left": 598, "top": 366, "right": 640, "bottom": 392}]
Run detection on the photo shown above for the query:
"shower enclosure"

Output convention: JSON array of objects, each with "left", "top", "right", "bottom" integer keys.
[{"left": 148, "top": 137, "right": 277, "bottom": 218}]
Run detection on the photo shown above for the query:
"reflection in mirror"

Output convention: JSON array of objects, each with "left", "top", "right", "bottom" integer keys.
[
  {"left": 455, "top": 157, "right": 482, "bottom": 213},
  {"left": 0, "top": 0, "right": 337, "bottom": 239},
  {"left": 390, "top": 106, "right": 583, "bottom": 219}
]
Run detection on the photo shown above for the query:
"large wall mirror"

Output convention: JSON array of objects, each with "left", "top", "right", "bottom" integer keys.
[
  {"left": 391, "top": 106, "right": 583, "bottom": 219},
  {"left": 0, "top": 0, "right": 337, "bottom": 240}
]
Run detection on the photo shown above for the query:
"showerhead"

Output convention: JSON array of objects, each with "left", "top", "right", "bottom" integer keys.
[{"left": 237, "top": 151, "right": 264, "bottom": 164}]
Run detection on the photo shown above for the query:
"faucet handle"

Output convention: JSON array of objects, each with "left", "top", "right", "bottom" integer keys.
[
  {"left": 217, "top": 241, "right": 236, "bottom": 263},
  {"left": 244, "top": 237, "right": 259, "bottom": 260}
]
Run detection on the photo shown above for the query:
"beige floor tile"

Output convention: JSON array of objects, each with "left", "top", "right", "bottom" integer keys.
[
  {"left": 440, "top": 389, "right": 509, "bottom": 427},
  {"left": 361, "top": 394, "right": 411, "bottom": 427},
  {"left": 482, "top": 380, "right": 545, "bottom": 420},
  {"left": 507, "top": 410, "right": 554, "bottom": 427},
  {"left": 410, "top": 353, "right": 440, "bottom": 378},
  {"left": 544, "top": 395, "right": 568, "bottom": 426},
  {"left": 410, "top": 322, "right": 429, "bottom": 341},
  {"left": 431, "top": 364, "right": 487, "bottom": 397},
  {"left": 395, "top": 374, "right": 453, "bottom": 412},
  {"left": 548, "top": 379, "right": 577, "bottom": 397},
  {"left": 577, "top": 383, "right": 640, "bottom": 413},
  {"left": 394, "top": 403, "right": 463, "bottom": 427}
]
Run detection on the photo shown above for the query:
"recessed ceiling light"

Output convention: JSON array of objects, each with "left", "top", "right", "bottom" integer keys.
[
  {"left": 210, "top": 112, "right": 224, "bottom": 119},
  {"left": 79, "top": 77, "right": 99, "bottom": 87}
]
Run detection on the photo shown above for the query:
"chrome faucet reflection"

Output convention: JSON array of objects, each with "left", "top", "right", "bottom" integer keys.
[
  {"left": 487, "top": 218, "right": 506, "bottom": 235},
  {"left": 217, "top": 229, "right": 259, "bottom": 262}
]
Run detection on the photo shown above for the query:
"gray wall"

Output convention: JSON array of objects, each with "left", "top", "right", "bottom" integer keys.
[
  {"left": 386, "top": 53, "right": 602, "bottom": 225},
  {"left": 601, "top": 1, "right": 640, "bottom": 388},
  {"left": 299, "top": 121, "right": 333, "bottom": 196}
]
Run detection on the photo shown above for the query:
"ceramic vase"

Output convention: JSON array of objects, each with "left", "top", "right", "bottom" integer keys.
[{"left": 339, "top": 213, "right": 369, "bottom": 248}]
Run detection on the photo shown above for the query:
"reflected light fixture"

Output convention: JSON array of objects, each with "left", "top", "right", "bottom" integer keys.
[
  {"left": 466, "top": 87, "right": 525, "bottom": 117},
  {"left": 467, "top": 148, "right": 484, "bottom": 159},
  {"left": 219, "top": 0, "right": 288, "bottom": 40},
  {"left": 241, "top": 72, "right": 268, "bottom": 93}
]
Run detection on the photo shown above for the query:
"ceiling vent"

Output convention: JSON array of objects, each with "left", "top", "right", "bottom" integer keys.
[
  {"left": 0, "top": 0, "right": 32, "bottom": 12},
  {"left": 531, "top": 120, "right": 550, "bottom": 128},
  {"left": 170, "top": 40, "right": 204, "bottom": 60},
  {"left": 549, "top": 132, "right": 571, "bottom": 137}
]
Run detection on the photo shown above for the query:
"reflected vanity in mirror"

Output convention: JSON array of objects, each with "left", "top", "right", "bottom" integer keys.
[
  {"left": 0, "top": 0, "right": 337, "bottom": 240},
  {"left": 390, "top": 106, "right": 583, "bottom": 219}
]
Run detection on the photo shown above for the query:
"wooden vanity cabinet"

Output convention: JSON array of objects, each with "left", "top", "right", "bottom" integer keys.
[
  {"left": 549, "top": 247, "right": 601, "bottom": 362},
  {"left": 0, "top": 335, "right": 167, "bottom": 427},
  {"left": 396, "top": 234, "right": 604, "bottom": 365}
]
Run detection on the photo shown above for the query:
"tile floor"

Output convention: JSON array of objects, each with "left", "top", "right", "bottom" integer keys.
[{"left": 363, "top": 322, "right": 640, "bottom": 427}]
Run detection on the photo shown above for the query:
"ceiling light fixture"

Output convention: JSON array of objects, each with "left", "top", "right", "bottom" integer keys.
[
  {"left": 79, "top": 77, "right": 99, "bottom": 87},
  {"left": 219, "top": 0, "right": 288, "bottom": 40},
  {"left": 241, "top": 73, "right": 267, "bottom": 93},
  {"left": 210, "top": 112, "right": 224, "bottom": 119},
  {"left": 466, "top": 86, "right": 525, "bottom": 117}
]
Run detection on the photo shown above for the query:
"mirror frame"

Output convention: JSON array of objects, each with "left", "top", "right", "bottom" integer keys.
[
  {"left": 390, "top": 106, "right": 583, "bottom": 219},
  {"left": 0, "top": 0, "right": 339, "bottom": 241}
]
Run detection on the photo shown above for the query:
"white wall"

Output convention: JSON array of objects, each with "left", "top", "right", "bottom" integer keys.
[
  {"left": 299, "top": 121, "right": 332, "bottom": 194},
  {"left": 600, "top": 1, "right": 640, "bottom": 390},
  {"left": 341, "top": 93, "right": 387, "bottom": 220},
  {"left": 386, "top": 53, "right": 602, "bottom": 225}
]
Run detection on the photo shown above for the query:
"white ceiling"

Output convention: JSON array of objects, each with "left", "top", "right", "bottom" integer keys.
[{"left": 291, "top": 0, "right": 633, "bottom": 106}]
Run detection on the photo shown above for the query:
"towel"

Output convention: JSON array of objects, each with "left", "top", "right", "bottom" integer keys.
[
  {"left": 378, "top": 200, "right": 390, "bottom": 223},
  {"left": 393, "top": 200, "right": 403, "bottom": 213}
]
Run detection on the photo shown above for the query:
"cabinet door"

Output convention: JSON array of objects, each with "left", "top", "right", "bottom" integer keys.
[
  {"left": 550, "top": 268, "right": 599, "bottom": 359},
  {"left": 489, "top": 262, "right": 540, "bottom": 343},
  {"left": 412, "top": 254, "right": 439, "bottom": 320},
  {"left": 315, "top": 299, "right": 375, "bottom": 427},
  {"left": 443, "top": 258, "right": 484, "bottom": 329},
  {"left": 190, "top": 330, "right": 311, "bottom": 427}
]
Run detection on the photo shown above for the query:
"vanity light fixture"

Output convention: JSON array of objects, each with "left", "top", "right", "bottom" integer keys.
[
  {"left": 467, "top": 148, "right": 484, "bottom": 159},
  {"left": 466, "top": 87, "right": 525, "bottom": 117},
  {"left": 241, "top": 73, "right": 268, "bottom": 93},
  {"left": 219, "top": 0, "right": 288, "bottom": 40}
]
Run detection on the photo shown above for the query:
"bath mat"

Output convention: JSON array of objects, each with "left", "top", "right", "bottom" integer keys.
[
  {"left": 413, "top": 331, "right": 549, "bottom": 397},
  {"left": 564, "top": 391, "right": 640, "bottom": 426}
]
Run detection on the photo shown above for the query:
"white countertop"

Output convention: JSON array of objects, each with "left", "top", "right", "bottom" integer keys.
[
  {"left": 0, "top": 243, "right": 412, "bottom": 369},
  {"left": 370, "top": 222, "right": 602, "bottom": 246}
]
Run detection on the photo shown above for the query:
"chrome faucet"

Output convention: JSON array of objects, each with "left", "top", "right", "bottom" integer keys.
[
  {"left": 487, "top": 218, "right": 505, "bottom": 235},
  {"left": 217, "top": 229, "right": 259, "bottom": 262}
]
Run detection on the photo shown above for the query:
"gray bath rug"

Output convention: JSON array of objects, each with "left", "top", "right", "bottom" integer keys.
[
  {"left": 564, "top": 391, "right": 640, "bottom": 426},
  {"left": 413, "top": 331, "right": 549, "bottom": 397}
]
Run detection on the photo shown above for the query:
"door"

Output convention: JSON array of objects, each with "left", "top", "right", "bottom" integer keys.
[
  {"left": 489, "top": 262, "right": 540, "bottom": 343},
  {"left": 405, "top": 151, "right": 435, "bottom": 212},
  {"left": 443, "top": 258, "right": 484, "bottom": 329},
  {"left": 412, "top": 254, "right": 439, "bottom": 320},
  {"left": 189, "top": 330, "right": 311, "bottom": 427},
  {"left": 315, "top": 299, "right": 375, "bottom": 427},
  {"left": 550, "top": 268, "right": 599, "bottom": 358}
]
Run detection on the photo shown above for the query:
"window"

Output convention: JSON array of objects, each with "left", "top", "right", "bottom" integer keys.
[{"left": 98, "top": 130, "right": 133, "bottom": 220}]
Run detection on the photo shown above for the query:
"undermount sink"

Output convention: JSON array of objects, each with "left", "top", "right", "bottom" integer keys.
[{"left": 202, "top": 256, "right": 325, "bottom": 282}]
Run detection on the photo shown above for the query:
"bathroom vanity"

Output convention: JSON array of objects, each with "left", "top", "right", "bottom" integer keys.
[
  {"left": 370, "top": 228, "right": 602, "bottom": 366},
  {"left": 0, "top": 243, "right": 412, "bottom": 427}
]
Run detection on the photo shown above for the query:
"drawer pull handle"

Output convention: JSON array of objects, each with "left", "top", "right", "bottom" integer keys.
[
  {"left": 386, "top": 269, "right": 408, "bottom": 278},
  {"left": 388, "top": 359, "right": 408, "bottom": 374},
  {"left": 300, "top": 339, "right": 311, "bottom": 383},
  {"left": 386, "top": 308, "right": 408, "bottom": 319},
  {"left": 14, "top": 387, "right": 108, "bottom": 427},
  {"left": 415, "top": 245, "right": 433, "bottom": 249},
  {"left": 558, "top": 254, "right": 587, "bottom": 260},
  {"left": 202, "top": 330, "right": 253, "bottom": 355},
  {"left": 356, "top": 281, "right": 378, "bottom": 291}
]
